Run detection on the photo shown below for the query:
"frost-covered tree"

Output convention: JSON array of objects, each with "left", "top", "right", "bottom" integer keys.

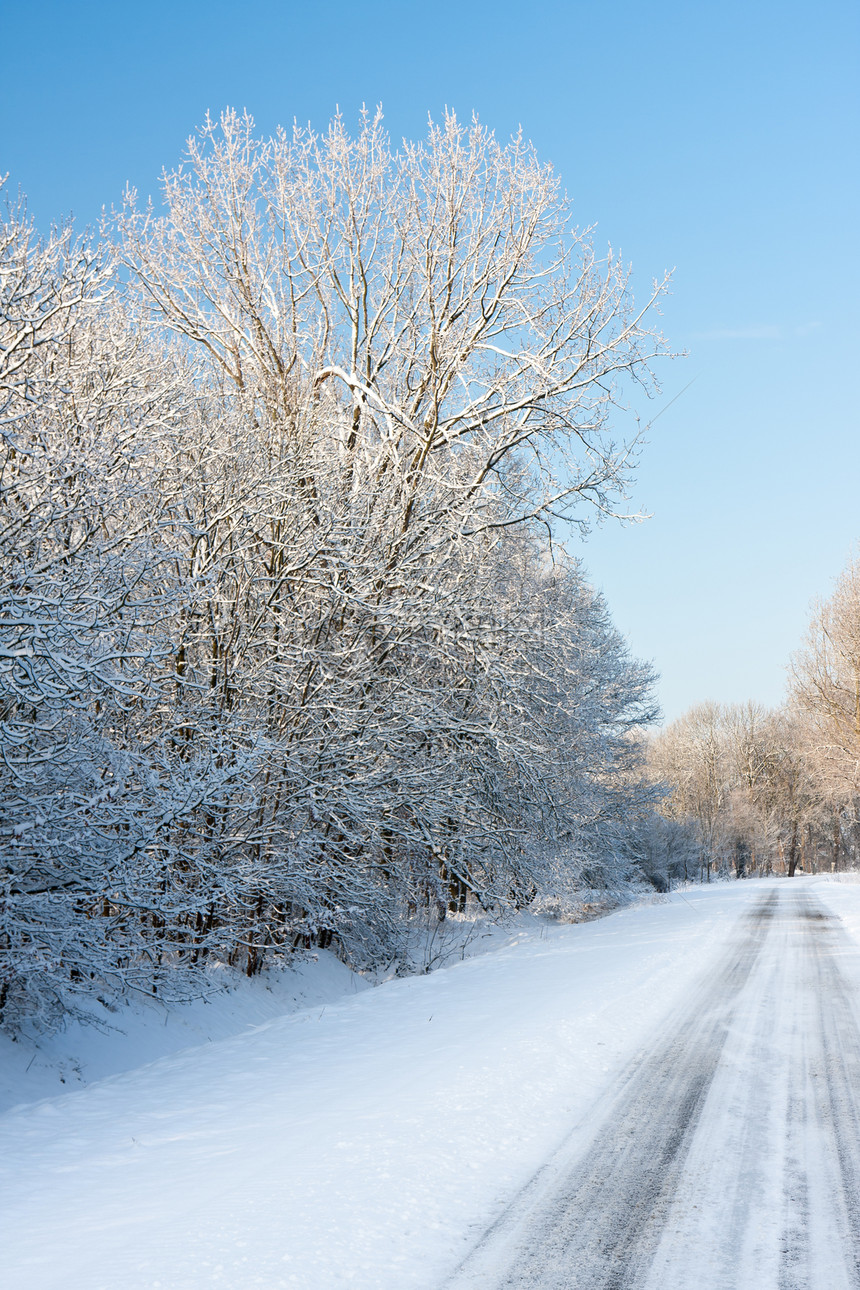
[
  {"left": 119, "top": 109, "right": 670, "bottom": 535},
  {"left": 0, "top": 191, "right": 171, "bottom": 1024},
  {"left": 0, "top": 109, "right": 669, "bottom": 1029},
  {"left": 116, "top": 110, "right": 669, "bottom": 945},
  {"left": 0, "top": 193, "right": 257, "bottom": 1025}
]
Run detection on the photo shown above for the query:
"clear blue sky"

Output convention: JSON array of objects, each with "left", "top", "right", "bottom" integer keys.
[{"left": 2, "top": 0, "right": 858, "bottom": 721}]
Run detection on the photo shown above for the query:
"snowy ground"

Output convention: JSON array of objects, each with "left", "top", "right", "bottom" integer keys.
[
  {"left": 2, "top": 878, "right": 860, "bottom": 1288},
  {"left": 0, "top": 951, "right": 369, "bottom": 1113},
  {"left": 0, "top": 909, "right": 596, "bottom": 1113}
]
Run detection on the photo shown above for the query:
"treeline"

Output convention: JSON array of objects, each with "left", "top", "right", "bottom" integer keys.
[
  {"left": 0, "top": 111, "right": 670, "bottom": 1030},
  {"left": 649, "top": 557, "right": 860, "bottom": 879}
]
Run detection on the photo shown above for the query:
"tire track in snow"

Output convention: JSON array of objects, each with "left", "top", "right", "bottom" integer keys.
[
  {"left": 777, "top": 1027, "right": 812, "bottom": 1290},
  {"left": 795, "top": 898, "right": 860, "bottom": 1287},
  {"left": 446, "top": 891, "right": 779, "bottom": 1290}
]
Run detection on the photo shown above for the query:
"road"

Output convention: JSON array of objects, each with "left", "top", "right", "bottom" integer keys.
[{"left": 448, "top": 888, "right": 860, "bottom": 1290}]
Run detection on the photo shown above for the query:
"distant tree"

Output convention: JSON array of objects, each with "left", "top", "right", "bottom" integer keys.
[
  {"left": 630, "top": 812, "right": 700, "bottom": 890},
  {"left": 791, "top": 556, "right": 860, "bottom": 804},
  {"left": 647, "top": 699, "right": 835, "bottom": 881},
  {"left": 649, "top": 702, "right": 731, "bottom": 880}
]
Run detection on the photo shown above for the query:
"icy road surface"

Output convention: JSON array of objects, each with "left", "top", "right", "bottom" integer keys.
[
  {"left": 448, "top": 886, "right": 860, "bottom": 1290},
  {"left": 3, "top": 879, "right": 860, "bottom": 1288}
]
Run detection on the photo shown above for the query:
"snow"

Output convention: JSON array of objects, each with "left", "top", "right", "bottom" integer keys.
[
  {"left": 0, "top": 880, "right": 838, "bottom": 1289},
  {"left": 0, "top": 950, "right": 368, "bottom": 1113}
]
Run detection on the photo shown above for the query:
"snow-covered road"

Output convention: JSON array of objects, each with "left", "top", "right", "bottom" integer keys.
[
  {"left": 449, "top": 886, "right": 860, "bottom": 1289},
  {"left": 3, "top": 879, "right": 860, "bottom": 1289}
]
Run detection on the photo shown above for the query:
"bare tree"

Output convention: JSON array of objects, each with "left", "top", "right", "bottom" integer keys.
[
  {"left": 648, "top": 700, "right": 828, "bottom": 881},
  {"left": 649, "top": 702, "right": 732, "bottom": 880},
  {"left": 791, "top": 556, "right": 860, "bottom": 802}
]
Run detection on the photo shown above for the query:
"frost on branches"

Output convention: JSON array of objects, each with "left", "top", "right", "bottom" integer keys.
[{"left": 0, "top": 112, "right": 668, "bottom": 1031}]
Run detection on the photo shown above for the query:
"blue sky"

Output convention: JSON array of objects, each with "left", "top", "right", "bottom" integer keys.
[{"left": 2, "top": 0, "right": 858, "bottom": 720}]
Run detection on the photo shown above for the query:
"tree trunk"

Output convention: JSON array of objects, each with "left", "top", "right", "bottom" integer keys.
[{"left": 787, "top": 819, "right": 799, "bottom": 878}]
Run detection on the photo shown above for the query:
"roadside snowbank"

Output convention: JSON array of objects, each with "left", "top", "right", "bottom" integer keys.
[
  {"left": 0, "top": 951, "right": 368, "bottom": 1113},
  {"left": 806, "top": 874, "right": 860, "bottom": 984},
  {"left": 0, "top": 899, "right": 629, "bottom": 1114}
]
